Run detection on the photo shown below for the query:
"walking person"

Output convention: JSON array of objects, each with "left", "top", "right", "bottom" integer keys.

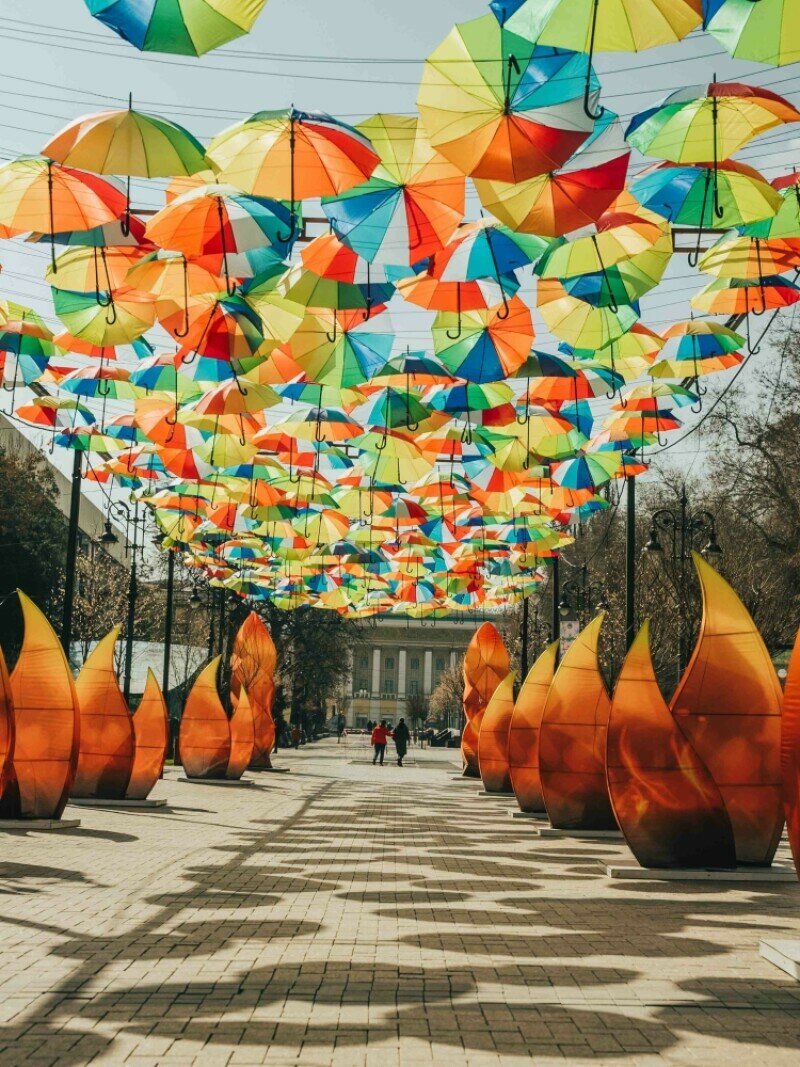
[
  {"left": 371, "top": 720, "right": 391, "bottom": 765},
  {"left": 393, "top": 717, "right": 410, "bottom": 767}
]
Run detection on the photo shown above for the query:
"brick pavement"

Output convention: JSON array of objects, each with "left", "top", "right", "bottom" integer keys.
[{"left": 0, "top": 736, "right": 797, "bottom": 1065}]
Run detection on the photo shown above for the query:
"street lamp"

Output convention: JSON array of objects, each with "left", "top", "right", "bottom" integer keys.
[
  {"left": 558, "top": 566, "right": 606, "bottom": 625},
  {"left": 103, "top": 500, "right": 147, "bottom": 702}
]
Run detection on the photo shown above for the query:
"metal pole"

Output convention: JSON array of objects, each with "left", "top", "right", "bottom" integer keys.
[
  {"left": 678, "top": 488, "right": 688, "bottom": 673},
  {"left": 625, "top": 476, "right": 636, "bottom": 650},
  {"left": 520, "top": 596, "right": 529, "bottom": 681},
  {"left": 207, "top": 588, "right": 216, "bottom": 660},
  {"left": 123, "top": 511, "right": 137, "bottom": 703},
  {"left": 551, "top": 556, "right": 560, "bottom": 645},
  {"left": 162, "top": 549, "right": 175, "bottom": 698},
  {"left": 218, "top": 591, "right": 227, "bottom": 659},
  {"left": 61, "top": 449, "right": 83, "bottom": 657}
]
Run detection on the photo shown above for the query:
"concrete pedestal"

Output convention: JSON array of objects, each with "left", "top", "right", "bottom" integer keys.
[
  {"left": 536, "top": 828, "right": 623, "bottom": 841},
  {"left": 511, "top": 811, "right": 548, "bottom": 820},
  {"left": 254, "top": 766, "right": 290, "bottom": 774},
  {"left": 477, "top": 791, "right": 515, "bottom": 799},
  {"left": 70, "top": 798, "right": 168, "bottom": 809},
  {"left": 606, "top": 862, "right": 797, "bottom": 882},
  {"left": 178, "top": 777, "right": 256, "bottom": 788},
  {"left": 760, "top": 940, "right": 800, "bottom": 980},
  {"left": 0, "top": 819, "right": 81, "bottom": 831}
]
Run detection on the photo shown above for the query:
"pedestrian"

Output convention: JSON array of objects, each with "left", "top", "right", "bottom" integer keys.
[
  {"left": 371, "top": 720, "right": 391, "bottom": 765},
  {"left": 393, "top": 717, "right": 410, "bottom": 767},
  {"left": 291, "top": 724, "right": 301, "bottom": 749}
]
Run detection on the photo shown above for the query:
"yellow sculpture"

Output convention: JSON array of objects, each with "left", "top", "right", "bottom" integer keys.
[
  {"left": 0, "top": 648, "right": 15, "bottom": 798},
  {"left": 227, "top": 687, "right": 256, "bottom": 781},
  {"left": 508, "top": 640, "right": 559, "bottom": 813},
  {"left": 462, "top": 622, "right": 509, "bottom": 777},
  {"left": 231, "top": 613, "right": 277, "bottom": 769},
  {"left": 179, "top": 656, "right": 231, "bottom": 780},
  {"left": 478, "top": 672, "right": 516, "bottom": 793},
  {"left": 127, "top": 669, "right": 169, "bottom": 800}
]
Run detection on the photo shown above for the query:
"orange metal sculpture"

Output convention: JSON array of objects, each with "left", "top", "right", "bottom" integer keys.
[
  {"left": 608, "top": 621, "right": 736, "bottom": 869},
  {"left": 227, "top": 687, "right": 256, "bottom": 780},
  {"left": 478, "top": 672, "right": 516, "bottom": 793},
  {"left": 231, "top": 612, "right": 277, "bottom": 769},
  {"left": 782, "top": 628, "right": 800, "bottom": 880},
  {"left": 0, "top": 648, "right": 15, "bottom": 798},
  {"left": 671, "top": 554, "right": 784, "bottom": 866},
  {"left": 73, "top": 627, "right": 135, "bottom": 799},
  {"left": 2, "top": 591, "right": 79, "bottom": 819},
  {"left": 462, "top": 622, "right": 509, "bottom": 777},
  {"left": 127, "top": 668, "right": 169, "bottom": 800},
  {"left": 539, "top": 614, "right": 617, "bottom": 830},
  {"left": 508, "top": 640, "right": 559, "bottom": 813},
  {"left": 179, "top": 656, "right": 231, "bottom": 779}
]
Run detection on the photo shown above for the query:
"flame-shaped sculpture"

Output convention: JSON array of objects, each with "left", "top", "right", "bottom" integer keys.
[
  {"left": 127, "top": 669, "right": 169, "bottom": 800},
  {"left": 508, "top": 640, "right": 559, "bottom": 813},
  {"left": 478, "top": 672, "right": 516, "bottom": 793},
  {"left": 179, "top": 656, "right": 231, "bottom": 780},
  {"left": 227, "top": 687, "right": 255, "bottom": 780},
  {"left": 539, "top": 614, "right": 617, "bottom": 830},
  {"left": 73, "top": 627, "right": 135, "bottom": 799},
  {"left": 782, "top": 628, "right": 800, "bottom": 880},
  {"left": 608, "top": 621, "right": 736, "bottom": 869},
  {"left": 462, "top": 622, "right": 509, "bottom": 777},
  {"left": 0, "top": 648, "right": 15, "bottom": 798},
  {"left": 2, "top": 591, "right": 79, "bottom": 819},
  {"left": 671, "top": 554, "right": 783, "bottom": 866},
  {"left": 231, "top": 613, "right": 276, "bottom": 769}
]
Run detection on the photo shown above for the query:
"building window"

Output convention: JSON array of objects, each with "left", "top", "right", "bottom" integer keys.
[
  {"left": 383, "top": 677, "right": 395, "bottom": 694},
  {"left": 385, "top": 656, "right": 394, "bottom": 670},
  {"left": 354, "top": 677, "right": 368, "bottom": 694},
  {"left": 410, "top": 657, "right": 420, "bottom": 671},
  {"left": 435, "top": 656, "right": 445, "bottom": 671},
  {"left": 358, "top": 655, "right": 369, "bottom": 669},
  {"left": 409, "top": 680, "right": 419, "bottom": 695}
]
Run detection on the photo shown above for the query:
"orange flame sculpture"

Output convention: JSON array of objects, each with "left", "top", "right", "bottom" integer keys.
[
  {"left": 73, "top": 627, "right": 135, "bottom": 799},
  {"left": 0, "top": 648, "right": 15, "bottom": 798},
  {"left": 478, "top": 672, "right": 516, "bottom": 793},
  {"left": 671, "top": 554, "right": 783, "bottom": 866},
  {"left": 127, "top": 669, "right": 169, "bottom": 800},
  {"left": 1, "top": 591, "right": 79, "bottom": 819},
  {"left": 539, "top": 614, "right": 617, "bottom": 830},
  {"left": 608, "top": 621, "right": 736, "bottom": 869},
  {"left": 462, "top": 622, "right": 509, "bottom": 777},
  {"left": 782, "top": 628, "right": 800, "bottom": 880},
  {"left": 227, "top": 687, "right": 256, "bottom": 780},
  {"left": 508, "top": 640, "right": 559, "bottom": 813},
  {"left": 179, "top": 656, "right": 231, "bottom": 779},
  {"left": 231, "top": 613, "right": 277, "bottom": 769}
]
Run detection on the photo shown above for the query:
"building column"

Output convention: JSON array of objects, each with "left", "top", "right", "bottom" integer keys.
[
  {"left": 450, "top": 650, "right": 457, "bottom": 672},
  {"left": 398, "top": 649, "right": 407, "bottom": 699},
  {"left": 423, "top": 649, "right": 433, "bottom": 695},
  {"left": 370, "top": 647, "right": 381, "bottom": 719}
]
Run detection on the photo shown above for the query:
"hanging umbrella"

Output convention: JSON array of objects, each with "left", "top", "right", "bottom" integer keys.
[
  {"left": 396, "top": 272, "right": 519, "bottom": 321},
  {"left": 296, "top": 233, "right": 398, "bottom": 315},
  {"left": 432, "top": 297, "right": 534, "bottom": 383},
  {"left": 279, "top": 263, "right": 394, "bottom": 316},
  {"left": 358, "top": 388, "right": 436, "bottom": 434},
  {"left": 690, "top": 275, "right": 800, "bottom": 314},
  {"left": 60, "top": 364, "right": 140, "bottom": 401},
  {"left": 126, "top": 250, "right": 227, "bottom": 322},
  {"left": 506, "top": 0, "right": 702, "bottom": 117},
  {"left": 430, "top": 219, "right": 550, "bottom": 283},
  {"left": 537, "top": 279, "right": 639, "bottom": 348},
  {"left": 287, "top": 309, "right": 394, "bottom": 388},
  {"left": 207, "top": 108, "right": 380, "bottom": 241},
  {"left": 52, "top": 286, "right": 156, "bottom": 346},
  {"left": 16, "top": 396, "right": 95, "bottom": 430},
  {"left": 474, "top": 109, "right": 630, "bottom": 238},
  {"left": 417, "top": 14, "right": 598, "bottom": 183},
  {"left": 658, "top": 319, "right": 745, "bottom": 376},
  {"left": 743, "top": 181, "right": 800, "bottom": 242},
  {"left": 705, "top": 0, "right": 800, "bottom": 67},
  {"left": 321, "top": 114, "right": 466, "bottom": 266},
  {"left": 698, "top": 233, "right": 800, "bottom": 278},
  {"left": 46, "top": 245, "right": 147, "bottom": 292},
  {"left": 84, "top": 0, "right": 268, "bottom": 56},
  {"left": 160, "top": 292, "right": 263, "bottom": 361}
]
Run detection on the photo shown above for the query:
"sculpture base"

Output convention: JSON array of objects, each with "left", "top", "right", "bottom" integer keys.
[
  {"left": 70, "top": 798, "right": 168, "bottom": 809},
  {"left": 451, "top": 774, "right": 475, "bottom": 781},
  {"left": 537, "top": 828, "right": 623, "bottom": 840},
  {"left": 760, "top": 940, "right": 800, "bottom": 980},
  {"left": 178, "top": 777, "right": 255, "bottom": 788},
  {"left": 477, "top": 790, "right": 515, "bottom": 798},
  {"left": 511, "top": 811, "right": 548, "bottom": 820},
  {"left": 0, "top": 819, "right": 81, "bottom": 831},
  {"left": 254, "top": 766, "right": 290, "bottom": 773},
  {"left": 606, "top": 862, "right": 797, "bottom": 882}
]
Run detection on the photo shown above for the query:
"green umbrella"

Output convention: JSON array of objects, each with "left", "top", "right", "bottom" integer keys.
[
  {"left": 85, "top": 0, "right": 268, "bottom": 57},
  {"left": 704, "top": 0, "right": 800, "bottom": 67}
]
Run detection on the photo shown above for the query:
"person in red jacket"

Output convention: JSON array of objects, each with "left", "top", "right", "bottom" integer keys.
[{"left": 371, "top": 720, "right": 392, "bottom": 765}]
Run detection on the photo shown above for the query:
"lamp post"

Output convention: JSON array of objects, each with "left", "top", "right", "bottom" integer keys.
[
  {"left": 61, "top": 449, "right": 83, "bottom": 659},
  {"left": 100, "top": 500, "right": 146, "bottom": 701},
  {"left": 643, "top": 486, "right": 722, "bottom": 671},
  {"left": 558, "top": 564, "right": 607, "bottom": 627}
]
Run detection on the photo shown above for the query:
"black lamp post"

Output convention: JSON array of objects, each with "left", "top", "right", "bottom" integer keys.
[
  {"left": 558, "top": 564, "right": 607, "bottom": 627},
  {"left": 643, "top": 486, "right": 722, "bottom": 671},
  {"left": 100, "top": 500, "right": 146, "bottom": 701}
]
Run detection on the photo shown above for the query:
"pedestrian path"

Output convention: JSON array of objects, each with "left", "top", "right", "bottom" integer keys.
[{"left": 0, "top": 739, "right": 798, "bottom": 1065}]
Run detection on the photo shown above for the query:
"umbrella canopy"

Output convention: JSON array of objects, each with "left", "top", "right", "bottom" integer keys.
[
  {"left": 506, "top": 0, "right": 703, "bottom": 51},
  {"left": 417, "top": 15, "right": 597, "bottom": 183},
  {"left": 690, "top": 275, "right": 800, "bottom": 314},
  {"left": 287, "top": 309, "right": 395, "bottom": 388},
  {"left": 84, "top": 0, "right": 268, "bottom": 56},
  {"left": 432, "top": 297, "right": 534, "bottom": 383},
  {"left": 698, "top": 234, "right": 800, "bottom": 278},
  {"left": 322, "top": 114, "right": 466, "bottom": 266},
  {"left": 53, "top": 287, "right": 156, "bottom": 346},
  {"left": 704, "top": 0, "right": 800, "bottom": 67},
  {"left": 537, "top": 279, "right": 639, "bottom": 347}
]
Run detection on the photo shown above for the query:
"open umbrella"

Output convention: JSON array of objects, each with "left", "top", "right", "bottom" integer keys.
[
  {"left": 52, "top": 286, "right": 156, "bottom": 346},
  {"left": 84, "top": 0, "right": 268, "bottom": 56},
  {"left": 432, "top": 297, "right": 534, "bottom": 383},
  {"left": 704, "top": 0, "right": 800, "bottom": 67}
]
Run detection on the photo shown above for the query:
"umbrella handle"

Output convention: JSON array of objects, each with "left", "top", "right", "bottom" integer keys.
[
  {"left": 583, "top": 0, "right": 604, "bottom": 121},
  {"left": 173, "top": 258, "right": 191, "bottom": 338},
  {"left": 496, "top": 290, "right": 511, "bottom": 320},
  {"left": 687, "top": 171, "right": 712, "bottom": 269},
  {"left": 46, "top": 160, "right": 58, "bottom": 274},
  {"left": 105, "top": 296, "right": 118, "bottom": 326},
  {"left": 93, "top": 248, "right": 113, "bottom": 307},
  {"left": 235, "top": 376, "right": 249, "bottom": 397},
  {"left": 120, "top": 175, "right": 132, "bottom": 238},
  {"left": 325, "top": 315, "right": 338, "bottom": 344},
  {"left": 376, "top": 429, "right": 388, "bottom": 451},
  {"left": 445, "top": 286, "right": 463, "bottom": 340}
]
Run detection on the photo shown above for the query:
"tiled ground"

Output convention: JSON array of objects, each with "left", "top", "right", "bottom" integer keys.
[{"left": 0, "top": 736, "right": 797, "bottom": 1065}]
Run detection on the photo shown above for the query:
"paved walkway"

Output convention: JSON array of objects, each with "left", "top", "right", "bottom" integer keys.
[{"left": 0, "top": 737, "right": 798, "bottom": 1065}]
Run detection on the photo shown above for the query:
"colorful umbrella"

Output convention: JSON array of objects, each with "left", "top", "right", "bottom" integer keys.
[
  {"left": 84, "top": 0, "right": 268, "bottom": 56},
  {"left": 432, "top": 297, "right": 534, "bottom": 383},
  {"left": 704, "top": 0, "right": 800, "bottom": 67},
  {"left": 52, "top": 286, "right": 156, "bottom": 346}
]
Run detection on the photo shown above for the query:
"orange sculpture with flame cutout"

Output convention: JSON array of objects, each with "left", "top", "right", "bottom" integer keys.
[
  {"left": 509, "top": 640, "right": 559, "bottom": 813},
  {"left": 539, "top": 614, "right": 617, "bottom": 830},
  {"left": 462, "top": 622, "right": 509, "bottom": 777},
  {"left": 478, "top": 672, "right": 516, "bottom": 793},
  {"left": 231, "top": 613, "right": 276, "bottom": 769},
  {"left": 0, "top": 649, "right": 15, "bottom": 798},
  {"left": 2, "top": 591, "right": 79, "bottom": 819},
  {"left": 73, "top": 627, "right": 135, "bottom": 799},
  {"left": 671, "top": 554, "right": 783, "bottom": 866},
  {"left": 608, "top": 621, "right": 736, "bottom": 869},
  {"left": 127, "top": 669, "right": 169, "bottom": 800},
  {"left": 179, "top": 656, "right": 231, "bottom": 779},
  {"left": 782, "top": 628, "right": 800, "bottom": 880},
  {"left": 227, "top": 687, "right": 255, "bottom": 780}
]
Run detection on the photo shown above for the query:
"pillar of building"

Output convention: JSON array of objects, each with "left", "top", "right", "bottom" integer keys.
[
  {"left": 423, "top": 649, "right": 433, "bottom": 695},
  {"left": 370, "top": 646, "right": 381, "bottom": 719},
  {"left": 398, "top": 649, "right": 407, "bottom": 698}
]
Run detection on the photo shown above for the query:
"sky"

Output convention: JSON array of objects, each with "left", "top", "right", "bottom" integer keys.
[{"left": 2, "top": 0, "right": 800, "bottom": 524}]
